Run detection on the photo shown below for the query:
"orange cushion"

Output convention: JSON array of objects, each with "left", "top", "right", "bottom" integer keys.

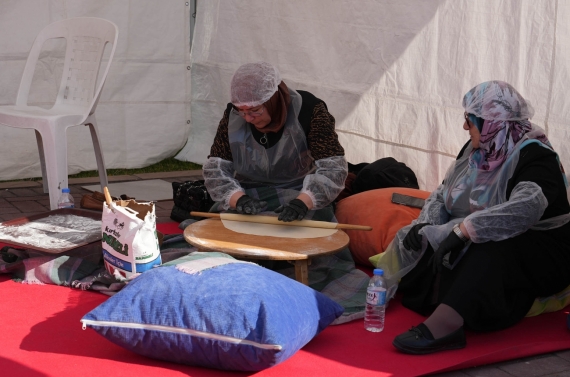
[{"left": 335, "top": 187, "right": 431, "bottom": 267}]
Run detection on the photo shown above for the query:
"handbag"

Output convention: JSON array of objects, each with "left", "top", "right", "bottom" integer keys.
[{"left": 170, "top": 180, "right": 214, "bottom": 222}]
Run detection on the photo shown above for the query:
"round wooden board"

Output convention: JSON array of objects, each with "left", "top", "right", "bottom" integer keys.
[{"left": 183, "top": 218, "right": 350, "bottom": 261}]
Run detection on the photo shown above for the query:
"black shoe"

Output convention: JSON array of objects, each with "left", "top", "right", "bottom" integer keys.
[{"left": 392, "top": 323, "right": 466, "bottom": 355}]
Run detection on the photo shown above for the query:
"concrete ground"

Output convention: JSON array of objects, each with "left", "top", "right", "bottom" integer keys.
[{"left": 1, "top": 170, "right": 569, "bottom": 376}]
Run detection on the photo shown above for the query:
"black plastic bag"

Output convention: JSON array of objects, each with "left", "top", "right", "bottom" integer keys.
[
  {"left": 351, "top": 157, "right": 419, "bottom": 194},
  {"left": 170, "top": 180, "right": 214, "bottom": 222}
]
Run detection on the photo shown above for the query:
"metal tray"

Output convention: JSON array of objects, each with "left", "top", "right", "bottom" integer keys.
[{"left": 0, "top": 208, "right": 102, "bottom": 254}]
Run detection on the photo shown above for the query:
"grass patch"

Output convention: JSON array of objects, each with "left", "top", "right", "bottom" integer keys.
[{"left": 1, "top": 157, "right": 202, "bottom": 182}]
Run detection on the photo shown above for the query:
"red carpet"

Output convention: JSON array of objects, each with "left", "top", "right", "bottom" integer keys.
[{"left": 1, "top": 223, "right": 569, "bottom": 376}]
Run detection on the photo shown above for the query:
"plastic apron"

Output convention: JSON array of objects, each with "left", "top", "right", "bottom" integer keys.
[{"left": 228, "top": 89, "right": 315, "bottom": 190}]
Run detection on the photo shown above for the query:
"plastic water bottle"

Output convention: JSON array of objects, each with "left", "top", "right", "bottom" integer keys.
[
  {"left": 364, "top": 268, "right": 386, "bottom": 332},
  {"left": 57, "top": 188, "right": 75, "bottom": 209}
]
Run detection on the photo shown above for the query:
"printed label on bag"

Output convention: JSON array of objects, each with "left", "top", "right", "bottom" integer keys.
[
  {"left": 366, "top": 287, "right": 387, "bottom": 306},
  {"left": 103, "top": 249, "right": 132, "bottom": 272}
]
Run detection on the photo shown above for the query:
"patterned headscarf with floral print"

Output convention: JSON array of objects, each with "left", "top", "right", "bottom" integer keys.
[
  {"left": 462, "top": 80, "right": 552, "bottom": 171},
  {"left": 442, "top": 81, "right": 563, "bottom": 214}
]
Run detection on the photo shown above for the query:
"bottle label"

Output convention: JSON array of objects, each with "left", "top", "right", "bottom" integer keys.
[{"left": 366, "top": 287, "right": 386, "bottom": 306}]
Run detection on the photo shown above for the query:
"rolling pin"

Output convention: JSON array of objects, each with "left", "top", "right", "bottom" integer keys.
[{"left": 190, "top": 211, "right": 372, "bottom": 231}]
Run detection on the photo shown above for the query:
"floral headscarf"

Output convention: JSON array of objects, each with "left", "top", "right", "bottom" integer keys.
[
  {"left": 443, "top": 81, "right": 559, "bottom": 215},
  {"left": 462, "top": 80, "right": 552, "bottom": 172}
]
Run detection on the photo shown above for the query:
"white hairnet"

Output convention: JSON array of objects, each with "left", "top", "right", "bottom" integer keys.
[
  {"left": 230, "top": 62, "right": 281, "bottom": 107},
  {"left": 462, "top": 80, "right": 535, "bottom": 121}
]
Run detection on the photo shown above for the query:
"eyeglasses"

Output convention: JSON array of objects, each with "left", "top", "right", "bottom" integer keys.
[{"left": 232, "top": 105, "right": 265, "bottom": 118}]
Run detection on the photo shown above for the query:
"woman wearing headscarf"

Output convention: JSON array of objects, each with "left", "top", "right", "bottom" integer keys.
[
  {"left": 376, "top": 81, "right": 570, "bottom": 354},
  {"left": 203, "top": 62, "right": 348, "bottom": 221}
]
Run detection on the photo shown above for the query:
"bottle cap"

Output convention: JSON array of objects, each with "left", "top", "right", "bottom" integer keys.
[
  {"left": 62, "top": 188, "right": 70, "bottom": 193},
  {"left": 373, "top": 268, "right": 384, "bottom": 276}
]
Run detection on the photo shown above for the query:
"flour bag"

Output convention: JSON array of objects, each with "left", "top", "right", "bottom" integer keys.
[{"left": 102, "top": 199, "right": 161, "bottom": 279}]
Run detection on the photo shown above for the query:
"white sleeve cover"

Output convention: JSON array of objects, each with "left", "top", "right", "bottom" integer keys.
[
  {"left": 202, "top": 157, "right": 244, "bottom": 210},
  {"left": 417, "top": 184, "right": 450, "bottom": 225},
  {"left": 301, "top": 156, "right": 348, "bottom": 210},
  {"left": 463, "top": 181, "right": 548, "bottom": 243}
]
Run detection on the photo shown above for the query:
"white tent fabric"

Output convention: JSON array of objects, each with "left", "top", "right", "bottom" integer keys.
[
  {"left": 177, "top": 0, "right": 570, "bottom": 192},
  {"left": 0, "top": 0, "right": 190, "bottom": 181}
]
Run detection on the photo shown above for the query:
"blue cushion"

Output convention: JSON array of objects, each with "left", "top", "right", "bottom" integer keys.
[{"left": 81, "top": 261, "right": 343, "bottom": 371}]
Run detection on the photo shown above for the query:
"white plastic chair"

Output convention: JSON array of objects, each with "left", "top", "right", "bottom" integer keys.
[{"left": 0, "top": 17, "right": 118, "bottom": 210}]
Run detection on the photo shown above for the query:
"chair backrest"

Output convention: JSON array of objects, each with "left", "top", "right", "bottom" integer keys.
[{"left": 16, "top": 17, "right": 118, "bottom": 120}]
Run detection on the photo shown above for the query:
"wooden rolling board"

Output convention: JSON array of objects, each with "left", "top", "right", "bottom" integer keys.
[{"left": 184, "top": 218, "right": 349, "bottom": 260}]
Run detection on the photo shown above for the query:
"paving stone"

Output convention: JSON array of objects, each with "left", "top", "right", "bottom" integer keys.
[
  {"left": 4, "top": 188, "right": 41, "bottom": 197},
  {"left": 155, "top": 200, "right": 174, "bottom": 210},
  {"left": 0, "top": 181, "right": 42, "bottom": 189},
  {"left": 435, "top": 370, "right": 471, "bottom": 376},
  {"left": 550, "top": 371, "right": 570, "bottom": 377},
  {"left": 156, "top": 214, "right": 172, "bottom": 224},
  {"left": 63, "top": 175, "right": 138, "bottom": 186},
  {"left": 67, "top": 176, "right": 107, "bottom": 185},
  {"left": 69, "top": 187, "right": 94, "bottom": 195},
  {"left": 0, "top": 198, "right": 14, "bottom": 208},
  {"left": 155, "top": 210, "right": 173, "bottom": 223},
  {"left": 498, "top": 355, "right": 570, "bottom": 377},
  {"left": 30, "top": 187, "right": 48, "bottom": 195},
  {"left": 461, "top": 365, "right": 514, "bottom": 376},
  {"left": 548, "top": 371, "right": 570, "bottom": 377},
  {"left": 556, "top": 350, "right": 570, "bottom": 362},
  {"left": 10, "top": 200, "right": 50, "bottom": 212},
  {"left": 133, "top": 170, "right": 202, "bottom": 180},
  {"left": 36, "top": 198, "right": 51, "bottom": 207},
  {"left": 162, "top": 177, "right": 184, "bottom": 183},
  {"left": 6, "top": 195, "right": 50, "bottom": 202},
  {"left": 0, "top": 206, "right": 23, "bottom": 214},
  {"left": 108, "top": 175, "right": 141, "bottom": 183},
  {"left": 0, "top": 189, "right": 16, "bottom": 198}
]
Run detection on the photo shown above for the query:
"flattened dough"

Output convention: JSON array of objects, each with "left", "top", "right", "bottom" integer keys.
[{"left": 221, "top": 219, "right": 337, "bottom": 238}]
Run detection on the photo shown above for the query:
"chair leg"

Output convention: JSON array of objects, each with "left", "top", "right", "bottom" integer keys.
[
  {"left": 34, "top": 130, "right": 49, "bottom": 193},
  {"left": 86, "top": 118, "right": 108, "bottom": 190},
  {"left": 39, "top": 126, "right": 70, "bottom": 210}
]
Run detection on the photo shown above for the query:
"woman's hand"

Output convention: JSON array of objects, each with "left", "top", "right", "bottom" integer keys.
[
  {"left": 403, "top": 223, "right": 430, "bottom": 251},
  {"left": 235, "top": 195, "right": 267, "bottom": 215},
  {"left": 274, "top": 199, "right": 309, "bottom": 222},
  {"left": 431, "top": 229, "right": 467, "bottom": 274}
]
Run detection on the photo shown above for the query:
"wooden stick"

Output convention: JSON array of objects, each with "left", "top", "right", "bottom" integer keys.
[
  {"left": 190, "top": 211, "right": 372, "bottom": 231},
  {"left": 103, "top": 186, "right": 113, "bottom": 206}
]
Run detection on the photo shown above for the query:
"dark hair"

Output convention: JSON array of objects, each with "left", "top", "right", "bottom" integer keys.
[{"left": 467, "top": 113, "right": 484, "bottom": 132}]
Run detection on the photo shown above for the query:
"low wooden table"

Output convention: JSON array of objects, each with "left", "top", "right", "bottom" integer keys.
[{"left": 183, "top": 218, "right": 350, "bottom": 285}]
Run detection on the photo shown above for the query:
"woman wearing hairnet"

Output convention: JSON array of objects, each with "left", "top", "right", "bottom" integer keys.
[
  {"left": 203, "top": 62, "right": 348, "bottom": 221},
  {"left": 378, "top": 81, "right": 570, "bottom": 354}
]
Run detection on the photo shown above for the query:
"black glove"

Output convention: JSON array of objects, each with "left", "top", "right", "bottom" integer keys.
[
  {"left": 235, "top": 195, "right": 267, "bottom": 215},
  {"left": 402, "top": 223, "right": 430, "bottom": 251},
  {"left": 431, "top": 230, "right": 466, "bottom": 274},
  {"left": 274, "top": 199, "right": 309, "bottom": 222}
]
